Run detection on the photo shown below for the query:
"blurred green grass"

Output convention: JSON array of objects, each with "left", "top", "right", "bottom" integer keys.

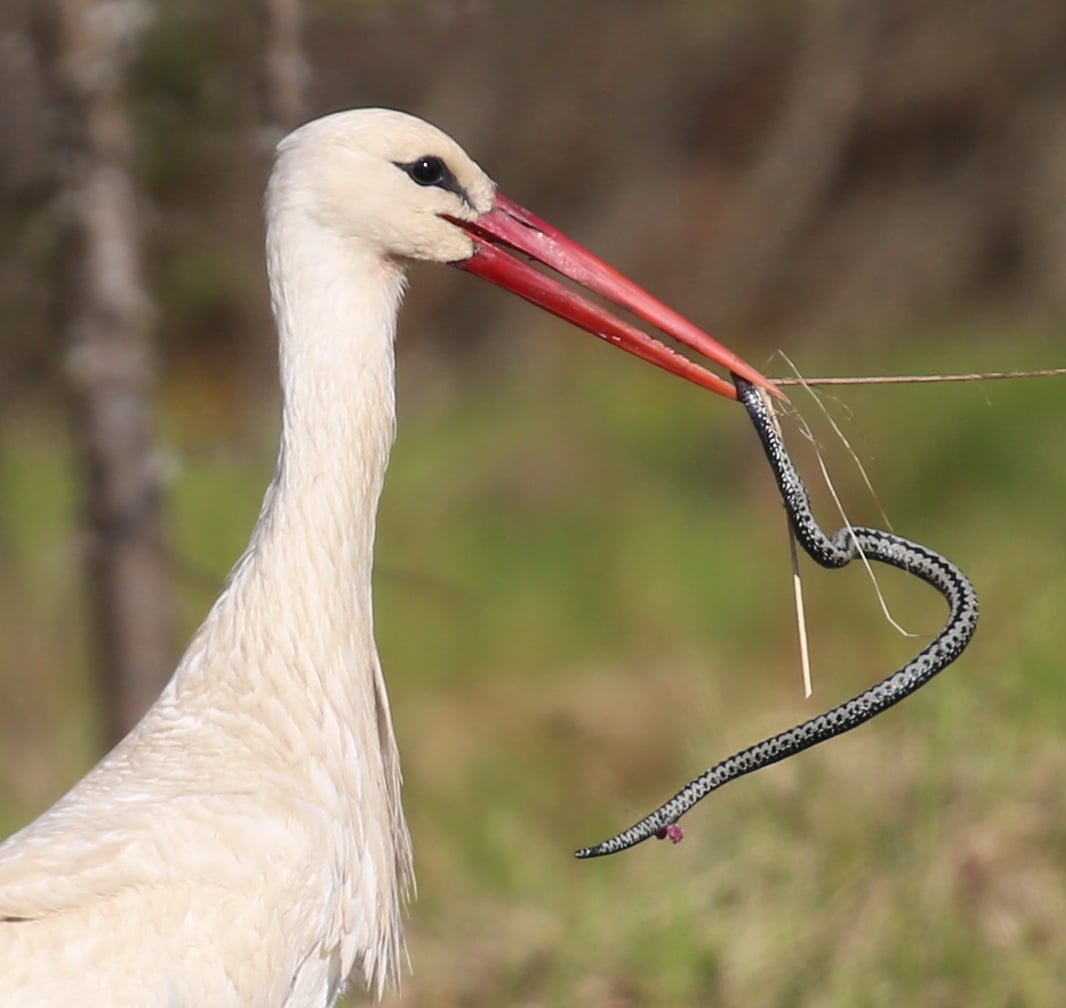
[{"left": 1, "top": 321, "right": 1064, "bottom": 1006}]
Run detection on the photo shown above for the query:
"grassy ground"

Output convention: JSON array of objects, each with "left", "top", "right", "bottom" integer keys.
[{"left": 1, "top": 321, "right": 1063, "bottom": 1006}]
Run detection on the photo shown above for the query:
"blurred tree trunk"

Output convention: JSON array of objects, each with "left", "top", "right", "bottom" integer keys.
[
  {"left": 704, "top": 0, "right": 881, "bottom": 328},
  {"left": 262, "top": 0, "right": 308, "bottom": 140},
  {"left": 54, "top": 0, "right": 174, "bottom": 747}
]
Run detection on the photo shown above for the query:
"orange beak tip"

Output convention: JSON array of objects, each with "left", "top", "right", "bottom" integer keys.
[{"left": 766, "top": 379, "right": 788, "bottom": 402}]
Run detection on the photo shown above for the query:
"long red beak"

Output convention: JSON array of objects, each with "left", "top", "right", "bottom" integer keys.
[{"left": 448, "top": 193, "right": 777, "bottom": 401}]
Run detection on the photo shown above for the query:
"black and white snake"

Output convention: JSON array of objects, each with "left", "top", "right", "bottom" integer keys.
[{"left": 575, "top": 376, "right": 979, "bottom": 859}]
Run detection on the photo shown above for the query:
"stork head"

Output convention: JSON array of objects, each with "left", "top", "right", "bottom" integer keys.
[{"left": 274, "top": 108, "right": 776, "bottom": 401}]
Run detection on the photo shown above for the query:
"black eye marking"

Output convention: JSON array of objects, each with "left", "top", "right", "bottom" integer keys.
[{"left": 394, "top": 156, "right": 470, "bottom": 204}]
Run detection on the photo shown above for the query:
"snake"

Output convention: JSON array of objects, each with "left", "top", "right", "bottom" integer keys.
[{"left": 574, "top": 375, "right": 979, "bottom": 859}]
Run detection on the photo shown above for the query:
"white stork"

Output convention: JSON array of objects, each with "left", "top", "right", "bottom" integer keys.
[{"left": 0, "top": 109, "right": 772, "bottom": 1006}]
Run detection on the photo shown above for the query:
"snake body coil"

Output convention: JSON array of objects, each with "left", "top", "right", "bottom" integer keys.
[{"left": 574, "top": 377, "right": 979, "bottom": 859}]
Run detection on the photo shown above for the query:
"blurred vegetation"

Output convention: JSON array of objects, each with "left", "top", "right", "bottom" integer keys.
[{"left": 1, "top": 0, "right": 1064, "bottom": 1005}]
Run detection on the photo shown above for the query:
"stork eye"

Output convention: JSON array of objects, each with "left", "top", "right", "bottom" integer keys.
[
  {"left": 394, "top": 156, "right": 470, "bottom": 204},
  {"left": 407, "top": 156, "right": 447, "bottom": 187}
]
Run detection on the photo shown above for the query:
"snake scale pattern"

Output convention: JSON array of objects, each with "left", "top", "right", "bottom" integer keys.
[{"left": 574, "top": 376, "right": 979, "bottom": 859}]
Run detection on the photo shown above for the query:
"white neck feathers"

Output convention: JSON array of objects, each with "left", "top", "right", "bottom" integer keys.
[{"left": 169, "top": 181, "right": 413, "bottom": 993}]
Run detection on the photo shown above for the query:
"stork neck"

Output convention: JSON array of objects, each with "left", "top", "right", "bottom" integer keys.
[
  {"left": 269, "top": 216, "right": 404, "bottom": 527},
  {"left": 179, "top": 212, "right": 408, "bottom": 699},
  {"left": 141, "top": 175, "right": 413, "bottom": 997}
]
